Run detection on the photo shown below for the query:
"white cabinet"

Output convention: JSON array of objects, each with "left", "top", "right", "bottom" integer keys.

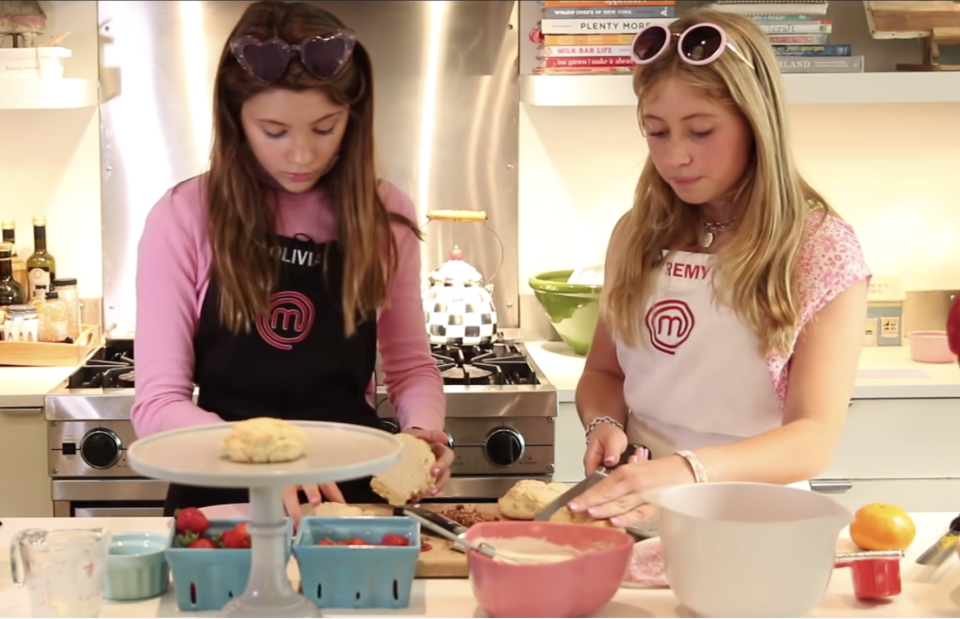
[
  {"left": 810, "top": 398, "right": 960, "bottom": 512},
  {"left": 811, "top": 479, "right": 960, "bottom": 513},
  {"left": 555, "top": 397, "right": 960, "bottom": 513},
  {"left": 0, "top": 407, "right": 53, "bottom": 517}
]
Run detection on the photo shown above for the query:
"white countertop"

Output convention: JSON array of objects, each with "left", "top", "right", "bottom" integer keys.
[
  {"left": 525, "top": 341, "right": 960, "bottom": 403},
  {"left": 0, "top": 514, "right": 957, "bottom": 618},
  {"left": 0, "top": 364, "right": 76, "bottom": 408},
  {"left": 2, "top": 341, "right": 958, "bottom": 409}
]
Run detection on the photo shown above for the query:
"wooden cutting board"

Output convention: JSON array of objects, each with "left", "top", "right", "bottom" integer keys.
[
  {"left": 364, "top": 503, "right": 506, "bottom": 578},
  {"left": 308, "top": 503, "right": 506, "bottom": 578}
]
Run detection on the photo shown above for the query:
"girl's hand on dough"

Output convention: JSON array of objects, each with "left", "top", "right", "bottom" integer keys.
[{"left": 403, "top": 428, "right": 454, "bottom": 499}]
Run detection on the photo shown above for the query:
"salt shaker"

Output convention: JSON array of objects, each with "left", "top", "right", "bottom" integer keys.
[{"left": 3, "top": 304, "right": 39, "bottom": 342}]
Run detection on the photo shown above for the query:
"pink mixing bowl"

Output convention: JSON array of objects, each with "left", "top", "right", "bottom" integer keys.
[{"left": 464, "top": 521, "right": 634, "bottom": 618}]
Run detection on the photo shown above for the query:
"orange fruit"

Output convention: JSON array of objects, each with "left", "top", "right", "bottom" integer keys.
[{"left": 849, "top": 502, "right": 916, "bottom": 551}]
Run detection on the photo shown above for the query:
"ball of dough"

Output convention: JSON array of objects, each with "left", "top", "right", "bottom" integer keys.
[
  {"left": 498, "top": 479, "right": 572, "bottom": 520},
  {"left": 221, "top": 417, "right": 308, "bottom": 464},
  {"left": 308, "top": 502, "right": 375, "bottom": 517},
  {"left": 370, "top": 433, "right": 437, "bottom": 506}
]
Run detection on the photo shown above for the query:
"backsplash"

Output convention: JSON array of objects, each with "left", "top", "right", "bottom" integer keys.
[{"left": 518, "top": 102, "right": 960, "bottom": 297}]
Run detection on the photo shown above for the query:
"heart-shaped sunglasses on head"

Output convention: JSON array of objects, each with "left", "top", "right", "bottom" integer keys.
[{"left": 230, "top": 30, "right": 357, "bottom": 83}]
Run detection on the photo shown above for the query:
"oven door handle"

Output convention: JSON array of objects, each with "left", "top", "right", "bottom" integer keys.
[{"left": 0, "top": 407, "right": 43, "bottom": 416}]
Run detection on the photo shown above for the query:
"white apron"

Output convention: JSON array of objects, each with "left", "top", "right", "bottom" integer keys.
[{"left": 615, "top": 250, "right": 809, "bottom": 490}]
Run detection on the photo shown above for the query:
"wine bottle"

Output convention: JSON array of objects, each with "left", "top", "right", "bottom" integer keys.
[
  {"left": 26, "top": 216, "right": 56, "bottom": 302},
  {"left": 0, "top": 242, "right": 25, "bottom": 307},
  {"left": 1, "top": 220, "right": 28, "bottom": 292}
]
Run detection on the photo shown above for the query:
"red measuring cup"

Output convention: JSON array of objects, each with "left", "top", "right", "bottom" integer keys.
[{"left": 834, "top": 550, "right": 905, "bottom": 600}]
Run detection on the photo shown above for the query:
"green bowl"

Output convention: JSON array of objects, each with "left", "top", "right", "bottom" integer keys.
[{"left": 529, "top": 270, "right": 602, "bottom": 356}]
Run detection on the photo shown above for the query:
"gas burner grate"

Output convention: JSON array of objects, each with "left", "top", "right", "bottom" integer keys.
[
  {"left": 67, "top": 342, "right": 136, "bottom": 389},
  {"left": 431, "top": 342, "right": 539, "bottom": 386}
]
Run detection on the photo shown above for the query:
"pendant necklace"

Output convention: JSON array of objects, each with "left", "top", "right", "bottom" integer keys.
[{"left": 700, "top": 216, "right": 738, "bottom": 249}]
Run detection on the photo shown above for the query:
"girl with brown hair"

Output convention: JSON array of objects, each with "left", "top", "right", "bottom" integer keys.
[{"left": 130, "top": 1, "right": 452, "bottom": 523}]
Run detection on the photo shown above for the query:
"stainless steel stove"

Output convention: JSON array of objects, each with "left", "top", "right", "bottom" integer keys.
[{"left": 45, "top": 336, "right": 558, "bottom": 517}]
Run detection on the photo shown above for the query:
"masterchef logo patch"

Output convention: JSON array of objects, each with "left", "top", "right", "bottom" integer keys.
[
  {"left": 256, "top": 291, "right": 316, "bottom": 351},
  {"left": 645, "top": 299, "right": 695, "bottom": 355}
]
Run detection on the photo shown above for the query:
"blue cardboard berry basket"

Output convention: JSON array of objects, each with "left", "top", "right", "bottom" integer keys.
[
  {"left": 164, "top": 517, "right": 294, "bottom": 612},
  {"left": 293, "top": 516, "right": 421, "bottom": 609}
]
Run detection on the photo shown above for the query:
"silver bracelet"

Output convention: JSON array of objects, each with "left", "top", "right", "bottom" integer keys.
[{"left": 584, "top": 416, "right": 624, "bottom": 443}]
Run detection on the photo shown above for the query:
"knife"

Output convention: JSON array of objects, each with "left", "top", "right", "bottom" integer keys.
[
  {"left": 915, "top": 513, "right": 960, "bottom": 566},
  {"left": 393, "top": 505, "right": 467, "bottom": 536},
  {"left": 534, "top": 443, "right": 647, "bottom": 523},
  {"left": 394, "top": 506, "right": 471, "bottom": 552}
]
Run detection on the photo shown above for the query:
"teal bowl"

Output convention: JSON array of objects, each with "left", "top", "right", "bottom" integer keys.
[
  {"left": 105, "top": 532, "right": 170, "bottom": 601},
  {"left": 529, "top": 270, "right": 602, "bottom": 356}
]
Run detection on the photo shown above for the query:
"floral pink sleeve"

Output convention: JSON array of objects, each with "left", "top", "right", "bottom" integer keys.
[
  {"left": 765, "top": 211, "right": 871, "bottom": 408},
  {"left": 797, "top": 211, "right": 872, "bottom": 326}
]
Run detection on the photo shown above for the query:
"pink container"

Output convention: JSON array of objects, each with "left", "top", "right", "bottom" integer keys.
[
  {"left": 906, "top": 330, "right": 956, "bottom": 363},
  {"left": 464, "top": 522, "right": 634, "bottom": 618}
]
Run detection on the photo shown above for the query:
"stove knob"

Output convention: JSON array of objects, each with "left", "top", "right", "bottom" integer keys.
[
  {"left": 379, "top": 419, "right": 400, "bottom": 434},
  {"left": 80, "top": 428, "right": 122, "bottom": 469},
  {"left": 483, "top": 427, "right": 525, "bottom": 467}
]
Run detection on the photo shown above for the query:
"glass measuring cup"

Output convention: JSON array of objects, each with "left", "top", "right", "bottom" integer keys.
[{"left": 10, "top": 527, "right": 110, "bottom": 618}]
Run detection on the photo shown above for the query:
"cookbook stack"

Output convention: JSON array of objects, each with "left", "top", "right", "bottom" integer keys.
[
  {"left": 533, "top": 0, "right": 678, "bottom": 75},
  {"left": 708, "top": 0, "right": 864, "bottom": 73}
]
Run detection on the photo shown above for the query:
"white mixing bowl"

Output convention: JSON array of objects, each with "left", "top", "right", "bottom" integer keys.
[{"left": 644, "top": 482, "right": 853, "bottom": 618}]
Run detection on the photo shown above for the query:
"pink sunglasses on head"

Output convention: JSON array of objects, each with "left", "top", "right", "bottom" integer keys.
[{"left": 630, "top": 22, "right": 754, "bottom": 69}]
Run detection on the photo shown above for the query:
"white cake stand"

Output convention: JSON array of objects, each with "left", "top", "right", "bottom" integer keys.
[{"left": 126, "top": 420, "right": 403, "bottom": 618}]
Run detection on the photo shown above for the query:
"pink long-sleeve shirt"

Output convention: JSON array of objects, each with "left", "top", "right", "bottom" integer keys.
[{"left": 130, "top": 174, "right": 446, "bottom": 437}]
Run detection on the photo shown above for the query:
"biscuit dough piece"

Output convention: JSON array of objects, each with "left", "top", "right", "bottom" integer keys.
[
  {"left": 370, "top": 433, "right": 437, "bottom": 506},
  {"left": 221, "top": 417, "right": 308, "bottom": 464},
  {"left": 548, "top": 506, "right": 620, "bottom": 529},
  {"left": 497, "top": 479, "right": 572, "bottom": 520},
  {"left": 308, "top": 502, "right": 376, "bottom": 517}
]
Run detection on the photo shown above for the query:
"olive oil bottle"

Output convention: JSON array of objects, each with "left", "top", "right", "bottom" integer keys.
[{"left": 26, "top": 216, "right": 56, "bottom": 302}]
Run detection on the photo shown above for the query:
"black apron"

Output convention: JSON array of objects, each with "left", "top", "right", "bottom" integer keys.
[{"left": 162, "top": 234, "right": 384, "bottom": 516}]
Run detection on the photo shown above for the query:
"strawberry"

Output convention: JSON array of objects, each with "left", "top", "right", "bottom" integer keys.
[
  {"left": 381, "top": 534, "right": 409, "bottom": 546},
  {"left": 213, "top": 521, "right": 251, "bottom": 549},
  {"left": 233, "top": 522, "right": 250, "bottom": 539},
  {"left": 174, "top": 507, "right": 209, "bottom": 536},
  {"left": 348, "top": 537, "right": 372, "bottom": 546},
  {"left": 187, "top": 537, "right": 217, "bottom": 549},
  {"left": 219, "top": 528, "right": 251, "bottom": 549}
]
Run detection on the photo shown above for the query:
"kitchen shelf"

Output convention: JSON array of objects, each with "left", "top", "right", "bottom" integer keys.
[
  {"left": 0, "top": 78, "right": 99, "bottom": 110},
  {"left": 521, "top": 72, "right": 960, "bottom": 107}
]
